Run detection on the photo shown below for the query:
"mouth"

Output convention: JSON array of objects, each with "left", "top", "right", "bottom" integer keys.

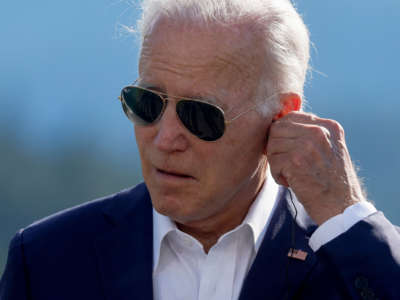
[{"left": 156, "top": 168, "right": 194, "bottom": 179}]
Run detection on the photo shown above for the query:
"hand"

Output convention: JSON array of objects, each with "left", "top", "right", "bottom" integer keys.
[{"left": 267, "top": 111, "right": 365, "bottom": 225}]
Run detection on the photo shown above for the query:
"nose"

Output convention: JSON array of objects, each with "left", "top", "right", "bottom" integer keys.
[{"left": 153, "top": 101, "right": 189, "bottom": 153}]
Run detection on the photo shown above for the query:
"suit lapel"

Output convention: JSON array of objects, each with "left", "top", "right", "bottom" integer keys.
[
  {"left": 92, "top": 184, "right": 318, "bottom": 300},
  {"left": 94, "top": 184, "right": 154, "bottom": 300},
  {"left": 239, "top": 188, "right": 318, "bottom": 300}
]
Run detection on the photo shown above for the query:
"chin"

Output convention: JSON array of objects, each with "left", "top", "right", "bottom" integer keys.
[
  {"left": 152, "top": 194, "right": 186, "bottom": 218},
  {"left": 151, "top": 194, "right": 204, "bottom": 224}
]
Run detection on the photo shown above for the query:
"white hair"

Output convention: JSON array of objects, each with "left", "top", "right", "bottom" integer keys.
[{"left": 135, "top": 0, "right": 310, "bottom": 115}]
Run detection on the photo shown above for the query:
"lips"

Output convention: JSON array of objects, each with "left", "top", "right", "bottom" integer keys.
[{"left": 156, "top": 168, "right": 194, "bottom": 179}]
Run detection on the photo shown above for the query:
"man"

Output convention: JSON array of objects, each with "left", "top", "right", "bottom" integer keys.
[{"left": 1, "top": 0, "right": 399, "bottom": 299}]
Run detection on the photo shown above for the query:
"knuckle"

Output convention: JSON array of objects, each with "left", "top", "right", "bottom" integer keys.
[
  {"left": 321, "top": 126, "right": 331, "bottom": 138},
  {"left": 287, "top": 111, "right": 303, "bottom": 119},
  {"left": 309, "top": 126, "right": 325, "bottom": 138},
  {"left": 307, "top": 113, "right": 319, "bottom": 122},
  {"left": 288, "top": 111, "right": 317, "bottom": 122},
  {"left": 309, "top": 125, "right": 332, "bottom": 143},
  {"left": 303, "top": 139, "right": 315, "bottom": 153},
  {"left": 270, "top": 121, "right": 288, "bottom": 136},
  {"left": 290, "top": 152, "right": 304, "bottom": 167},
  {"left": 325, "top": 119, "right": 345, "bottom": 136}
]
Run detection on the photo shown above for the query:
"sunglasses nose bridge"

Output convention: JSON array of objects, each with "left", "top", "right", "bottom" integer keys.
[
  {"left": 157, "top": 96, "right": 182, "bottom": 126},
  {"left": 156, "top": 93, "right": 185, "bottom": 123}
]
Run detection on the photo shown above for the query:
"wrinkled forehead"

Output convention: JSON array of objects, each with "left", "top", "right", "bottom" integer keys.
[{"left": 138, "top": 17, "right": 264, "bottom": 106}]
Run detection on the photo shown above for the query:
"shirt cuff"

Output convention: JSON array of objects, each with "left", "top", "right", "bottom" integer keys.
[{"left": 309, "top": 201, "right": 377, "bottom": 252}]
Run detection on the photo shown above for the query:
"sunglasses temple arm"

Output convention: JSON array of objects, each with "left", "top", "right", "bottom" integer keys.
[
  {"left": 226, "top": 104, "right": 258, "bottom": 123},
  {"left": 226, "top": 93, "right": 279, "bottom": 124}
]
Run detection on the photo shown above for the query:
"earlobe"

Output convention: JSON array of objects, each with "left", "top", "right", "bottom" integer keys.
[{"left": 273, "top": 93, "right": 302, "bottom": 121}]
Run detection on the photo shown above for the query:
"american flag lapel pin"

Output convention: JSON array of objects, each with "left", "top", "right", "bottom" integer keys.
[{"left": 288, "top": 248, "right": 308, "bottom": 261}]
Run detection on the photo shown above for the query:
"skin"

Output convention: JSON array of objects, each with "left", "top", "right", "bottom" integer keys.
[
  {"left": 136, "top": 19, "right": 272, "bottom": 251},
  {"left": 134, "top": 18, "right": 365, "bottom": 252},
  {"left": 268, "top": 96, "right": 365, "bottom": 225}
]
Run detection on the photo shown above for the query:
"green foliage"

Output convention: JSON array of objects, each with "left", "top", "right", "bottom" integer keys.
[{"left": 0, "top": 132, "right": 142, "bottom": 276}]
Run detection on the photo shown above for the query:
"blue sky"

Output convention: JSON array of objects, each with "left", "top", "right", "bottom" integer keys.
[{"left": 0, "top": 0, "right": 399, "bottom": 220}]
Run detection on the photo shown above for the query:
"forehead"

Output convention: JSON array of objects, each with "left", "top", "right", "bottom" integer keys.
[{"left": 138, "top": 18, "right": 263, "bottom": 107}]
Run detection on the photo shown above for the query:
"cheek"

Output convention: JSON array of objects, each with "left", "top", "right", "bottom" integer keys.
[
  {"left": 205, "top": 137, "right": 261, "bottom": 183},
  {"left": 227, "top": 120, "right": 266, "bottom": 154},
  {"left": 135, "top": 125, "right": 155, "bottom": 151},
  {"left": 134, "top": 127, "right": 153, "bottom": 172},
  {"left": 220, "top": 126, "right": 267, "bottom": 174}
]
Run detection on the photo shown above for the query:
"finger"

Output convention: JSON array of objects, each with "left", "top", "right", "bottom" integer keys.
[
  {"left": 268, "top": 152, "right": 292, "bottom": 187},
  {"left": 275, "top": 111, "right": 320, "bottom": 124},
  {"left": 268, "top": 142, "right": 328, "bottom": 182},
  {"left": 269, "top": 121, "right": 331, "bottom": 141},
  {"left": 278, "top": 111, "right": 345, "bottom": 141},
  {"left": 319, "top": 118, "right": 345, "bottom": 142},
  {"left": 266, "top": 136, "right": 298, "bottom": 155},
  {"left": 267, "top": 136, "right": 329, "bottom": 165}
]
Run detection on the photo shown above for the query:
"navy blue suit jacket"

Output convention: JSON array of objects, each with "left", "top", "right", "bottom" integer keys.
[{"left": 1, "top": 183, "right": 400, "bottom": 299}]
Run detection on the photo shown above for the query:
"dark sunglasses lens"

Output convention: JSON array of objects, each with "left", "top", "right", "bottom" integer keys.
[
  {"left": 121, "top": 86, "right": 164, "bottom": 125},
  {"left": 177, "top": 100, "right": 225, "bottom": 141}
]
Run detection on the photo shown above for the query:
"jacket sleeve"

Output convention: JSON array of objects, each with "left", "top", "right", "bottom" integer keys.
[
  {"left": 0, "top": 230, "right": 31, "bottom": 300},
  {"left": 314, "top": 212, "right": 400, "bottom": 300}
]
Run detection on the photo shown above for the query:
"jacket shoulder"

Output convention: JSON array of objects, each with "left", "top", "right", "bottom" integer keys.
[{"left": 21, "top": 182, "right": 150, "bottom": 246}]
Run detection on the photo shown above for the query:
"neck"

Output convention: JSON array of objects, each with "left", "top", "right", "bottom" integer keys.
[
  {"left": 176, "top": 171, "right": 267, "bottom": 253},
  {"left": 177, "top": 206, "right": 251, "bottom": 253}
]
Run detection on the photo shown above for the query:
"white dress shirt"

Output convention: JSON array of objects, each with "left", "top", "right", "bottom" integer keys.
[{"left": 152, "top": 170, "right": 377, "bottom": 300}]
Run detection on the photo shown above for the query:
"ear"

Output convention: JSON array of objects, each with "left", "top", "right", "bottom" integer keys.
[{"left": 272, "top": 93, "right": 302, "bottom": 121}]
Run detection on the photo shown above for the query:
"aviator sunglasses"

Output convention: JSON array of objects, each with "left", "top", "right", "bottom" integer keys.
[{"left": 119, "top": 84, "right": 275, "bottom": 141}]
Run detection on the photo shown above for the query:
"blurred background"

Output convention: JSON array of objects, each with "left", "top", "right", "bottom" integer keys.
[{"left": 0, "top": 0, "right": 399, "bottom": 275}]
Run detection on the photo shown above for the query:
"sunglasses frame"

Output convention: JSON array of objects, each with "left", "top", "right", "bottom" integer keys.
[{"left": 118, "top": 82, "right": 278, "bottom": 140}]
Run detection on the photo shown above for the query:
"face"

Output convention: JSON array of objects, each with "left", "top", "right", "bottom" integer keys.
[{"left": 135, "top": 19, "right": 274, "bottom": 226}]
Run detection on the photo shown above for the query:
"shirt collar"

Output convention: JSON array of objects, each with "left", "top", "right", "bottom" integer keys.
[
  {"left": 153, "top": 207, "right": 177, "bottom": 272},
  {"left": 152, "top": 168, "right": 280, "bottom": 272},
  {"left": 242, "top": 168, "right": 280, "bottom": 251}
]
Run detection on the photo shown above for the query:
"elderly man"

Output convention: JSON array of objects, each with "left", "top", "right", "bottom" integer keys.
[{"left": 1, "top": 0, "right": 399, "bottom": 299}]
